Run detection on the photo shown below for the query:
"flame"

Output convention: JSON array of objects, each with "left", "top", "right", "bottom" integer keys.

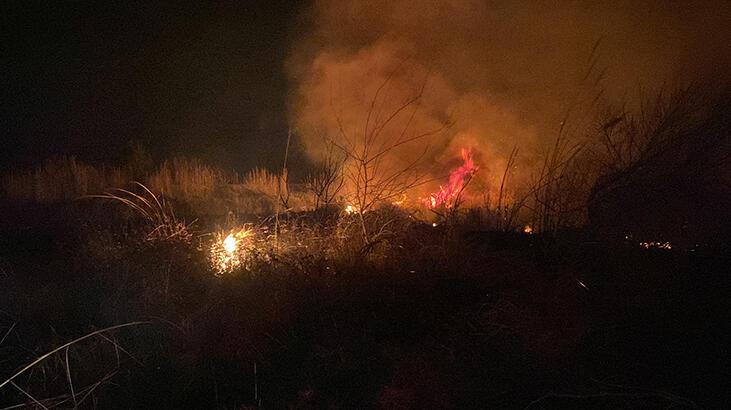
[
  {"left": 211, "top": 227, "right": 254, "bottom": 274},
  {"left": 523, "top": 225, "right": 533, "bottom": 234},
  {"left": 223, "top": 234, "right": 237, "bottom": 253},
  {"left": 425, "top": 148, "right": 477, "bottom": 209},
  {"left": 392, "top": 194, "right": 407, "bottom": 207},
  {"left": 344, "top": 204, "right": 358, "bottom": 214}
]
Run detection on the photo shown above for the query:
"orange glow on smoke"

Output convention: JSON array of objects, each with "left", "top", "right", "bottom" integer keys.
[{"left": 425, "top": 148, "right": 477, "bottom": 209}]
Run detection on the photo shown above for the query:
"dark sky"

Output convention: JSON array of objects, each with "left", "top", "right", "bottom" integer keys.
[
  {"left": 4, "top": 1, "right": 728, "bottom": 180},
  {"left": 2, "top": 1, "right": 307, "bottom": 173}
]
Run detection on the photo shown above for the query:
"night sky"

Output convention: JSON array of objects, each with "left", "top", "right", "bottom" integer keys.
[{"left": 2, "top": 1, "right": 306, "bottom": 173}]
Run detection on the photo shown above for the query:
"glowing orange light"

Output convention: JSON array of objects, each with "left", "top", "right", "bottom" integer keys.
[
  {"left": 210, "top": 227, "right": 254, "bottom": 275},
  {"left": 425, "top": 148, "right": 477, "bottom": 209}
]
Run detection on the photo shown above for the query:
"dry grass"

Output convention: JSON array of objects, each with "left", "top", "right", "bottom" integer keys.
[
  {"left": 0, "top": 322, "right": 150, "bottom": 409},
  {"left": 90, "top": 182, "right": 194, "bottom": 243},
  {"left": 1, "top": 156, "right": 309, "bottom": 216},
  {"left": 243, "top": 167, "right": 284, "bottom": 200},
  {"left": 147, "top": 157, "right": 240, "bottom": 202},
  {"left": 2, "top": 156, "right": 128, "bottom": 202},
  {"left": 242, "top": 167, "right": 314, "bottom": 212}
]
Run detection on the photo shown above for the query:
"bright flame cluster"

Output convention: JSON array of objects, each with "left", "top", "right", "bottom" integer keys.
[
  {"left": 344, "top": 204, "right": 358, "bottom": 214},
  {"left": 210, "top": 227, "right": 253, "bottom": 274},
  {"left": 425, "top": 148, "right": 477, "bottom": 209}
]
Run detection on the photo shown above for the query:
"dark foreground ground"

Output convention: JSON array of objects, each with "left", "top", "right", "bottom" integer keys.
[{"left": 0, "top": 201, "right": 728, "bottom": 409}]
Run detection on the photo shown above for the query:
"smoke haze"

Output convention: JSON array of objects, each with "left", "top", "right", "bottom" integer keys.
[{"left": 287, "top": 0, "right": 730, "bottom": 199}]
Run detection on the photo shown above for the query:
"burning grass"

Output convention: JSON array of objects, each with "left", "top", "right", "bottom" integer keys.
[
  {"left": 208, "top": 226, "right": 259, "bottom": 275},
  {"left": 425, "top": 148, "right": 477, "bottom": 210}
]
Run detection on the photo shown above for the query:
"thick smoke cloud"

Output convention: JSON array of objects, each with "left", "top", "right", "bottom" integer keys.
[{"left": 287, "top": 0, "right": 730, "bottom": 199}]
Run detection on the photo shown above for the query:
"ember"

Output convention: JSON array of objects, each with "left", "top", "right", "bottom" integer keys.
[{"left": 639, "top": 241, "right": 672, "bottom": 250}]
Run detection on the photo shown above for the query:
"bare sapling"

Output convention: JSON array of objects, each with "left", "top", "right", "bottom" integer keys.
[{"left": 328, "top": 69, "right": 449, "bottom": 248}]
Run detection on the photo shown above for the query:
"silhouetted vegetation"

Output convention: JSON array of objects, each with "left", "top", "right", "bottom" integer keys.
[{"left": 1, "top": 86, "right": 728, "bottom": 408}]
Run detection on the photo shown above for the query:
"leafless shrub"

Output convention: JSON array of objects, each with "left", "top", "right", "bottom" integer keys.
[
  {"left": 590, "top": 86, "right": 730, "bottom": 191},
  {"left": 306, "top": 140, "right": 346, "bottom": 212},
  {"left": 587, "top": 85, "right": 731, "bottom": 244},
  {"left": 529, "top": 129, "right": 590, "bottom": 234},
  {"left": 328, "top": 70, "right": 449, "bottom": 246},
  {"left": 476, "top": 145, "right": 534, "bottom": 232}
]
